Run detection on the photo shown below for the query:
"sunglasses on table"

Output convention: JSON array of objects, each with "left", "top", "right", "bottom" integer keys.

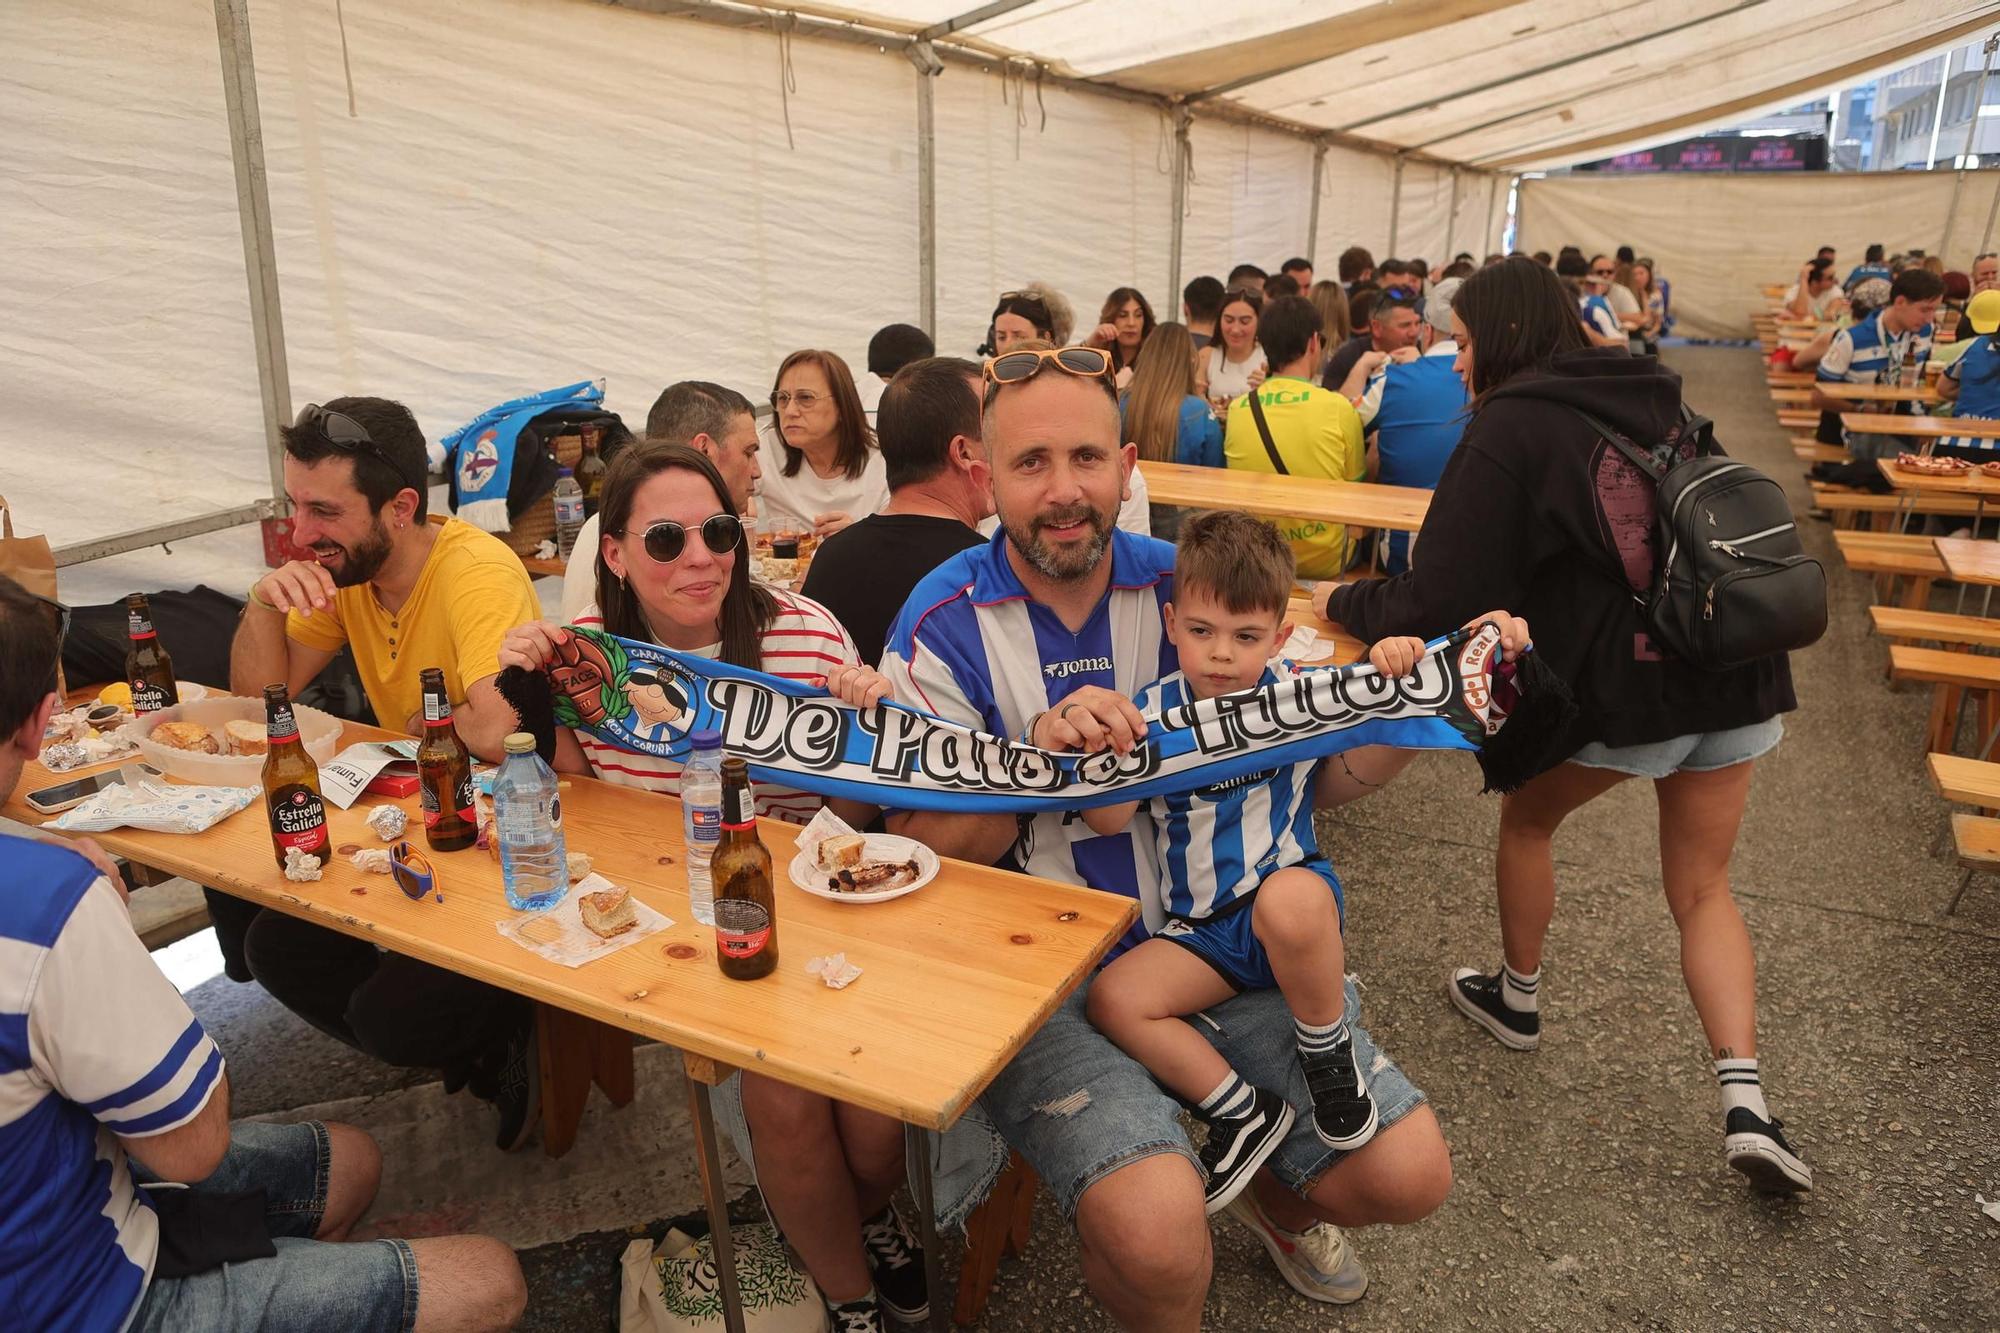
[
  {"left": 295, "top": 404, "right": 415, "bottom": 490},
  {"left": 982, "top": 345, "right": 1114, "bottom": 388},
  {"left": 389, "top": 841, "right": 442, "bottom": 903},
  {"left": 613, "top": 513, "right": 744, "bottom": 564}
]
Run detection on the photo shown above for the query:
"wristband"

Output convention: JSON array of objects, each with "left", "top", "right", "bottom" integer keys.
[{"left": 247, "top": 582, "right": 278, "bottom": 613}]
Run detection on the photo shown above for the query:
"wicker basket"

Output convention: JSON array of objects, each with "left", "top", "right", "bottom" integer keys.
[
  {"left": 549, "top": 432, "right": 583, "bottom": 470},
  {"left": 499, "top": 492, "right": 559, "bottom": 556}
]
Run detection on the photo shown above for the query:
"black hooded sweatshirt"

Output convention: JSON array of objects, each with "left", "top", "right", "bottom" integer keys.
[{"left": 1329, "top": 347, "right": 1795, "bottom": 763}]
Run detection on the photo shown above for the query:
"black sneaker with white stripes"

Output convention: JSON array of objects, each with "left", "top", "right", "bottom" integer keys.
[
  {"left": 1448, "top": 967, "right": 1541, "bottom": 1050},
  {"left": 1197, "top": 1087, "right": 1295, "bottom": 1215},
  {"left": 1300, "top": 1045, "right": 1379, "bottom": 1151},
  {"left": 1723, "top": 1107, "right": 1813, "bottom": 1193},
  {"left": 860, "top": 1204, "right": 928, "bottom": 1325},
  {"left": 826, "top": 1297, "right": 885, "bottom": 1333}
]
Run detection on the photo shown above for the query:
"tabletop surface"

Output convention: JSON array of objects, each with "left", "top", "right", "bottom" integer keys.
[
  {"left": 9, "top": 718, "right": 1136, "bottom": 1130},
  {"left": 1933, "top": 537, "right": 2000, "bottom": 585},
  {"left": 1138, "top": 461, "right": 1431, "bottom": 532},
  {"left": 1873, "top": 459, "right": 2000, "bottom": 495},
  {"left": 1842, "top": 412, "right": 2000, "bottom": 438},
  {"left": 1812, "top": 383, "right": 1940, "bottom": 403}
]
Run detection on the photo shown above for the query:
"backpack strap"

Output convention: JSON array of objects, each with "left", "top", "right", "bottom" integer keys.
[{"left": 1246, "top": 388, "right": 1289, "bottom": 476}]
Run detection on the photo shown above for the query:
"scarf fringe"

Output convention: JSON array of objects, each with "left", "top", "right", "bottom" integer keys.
[{"left": 494, "top": 667, "right": 557, "bottom": 765}]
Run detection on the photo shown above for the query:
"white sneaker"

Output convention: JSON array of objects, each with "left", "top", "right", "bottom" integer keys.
[{"left": 1221, "top": 1188, "right": 1369, "bottom": 1304}]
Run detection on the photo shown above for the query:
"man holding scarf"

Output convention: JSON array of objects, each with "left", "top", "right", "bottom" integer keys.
[{"left": 873, "top": 343, "right": 1476, "bottom": 1324}]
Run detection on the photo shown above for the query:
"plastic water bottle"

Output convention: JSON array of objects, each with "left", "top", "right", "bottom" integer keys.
[
  {"left": 552, "top": 468, "right": 586, "bottom": 560},
  {"left": 493, "top": 732, "right": 568, "bottom": 912},
  {"left": 681, "top": 730, "right": 724, "bottom": 925}
]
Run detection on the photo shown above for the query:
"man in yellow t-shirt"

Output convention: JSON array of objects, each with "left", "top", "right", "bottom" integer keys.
[
  {"left": 1222, "top": 295, "right": 1369, "bottom": 578},
  {"left": 225, "top": 397, "right": 545, "bottom": 1151}
]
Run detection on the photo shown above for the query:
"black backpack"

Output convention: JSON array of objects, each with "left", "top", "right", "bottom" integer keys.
[{"left": 1569, "top": 407, "right": 1827, "bottom": 671}]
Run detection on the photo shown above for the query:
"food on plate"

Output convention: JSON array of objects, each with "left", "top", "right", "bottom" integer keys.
[
  {"left": 825, "top": 858, "right": 923, "bottom": 895},
  {"left": 816, "top": 834, "right": 867, "bottom": 873},
  {"left": 1894, "top": 452, "right": 1971, "bottom": 475},
  {"left": 98, "top": 682, "right": 133, "bottom": 710},
  {"left": 579, "top": 886, "right": 638, "bottom": 938},
  {"left": 85, "top": 704, "right": 125, "bottom": 730},
  {"left": 151, "top": 721, "right": 219, "bottom": 753},
  {"left": 224, "top": 718, "right": 269, "bottom": 756},
  {"left": 1981, "top": 461, "right": 2000, "bottom": 477}
]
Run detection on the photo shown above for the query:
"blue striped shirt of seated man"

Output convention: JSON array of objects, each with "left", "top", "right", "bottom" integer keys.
[{"left": 1072, "top": 508, "right": 1427, "bottom": 1213}]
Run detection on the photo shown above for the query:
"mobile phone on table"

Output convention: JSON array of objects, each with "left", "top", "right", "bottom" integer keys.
[{"left": 24, "top": 764, "right": 162, "bottom": 816}]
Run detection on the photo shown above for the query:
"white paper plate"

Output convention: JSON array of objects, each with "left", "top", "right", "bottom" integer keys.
[{"left": 788, "top": 834, "right": 939, "bottom": 904}]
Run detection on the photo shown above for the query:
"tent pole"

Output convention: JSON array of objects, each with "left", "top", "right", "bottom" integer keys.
[
  {"left": 1984, "top": 171, "right": 2000, "bottom": 256},
  {"left": 1168, "top": 104, "right": 1192, "bottom": 307},
  {"left": 1387, "top": 153, "right": 1406, "bottom": 255},
  {"left": 1942, "top": 34, "right": 1999, "bottom": 260},
  {"left": 1444, "top": 167, "right": 1461, "bottom": 260},
  {"left": 1482, "top": 171, "right": 1501, "bottom": 255},
  {"left": 214, "top": 0, "right": 293, "bottom": 503},
  {"left": 1307, "top": 140, "right": 1327, "bottom": 267},
  {"left": 908, "top": 42, "right": 943, "bottom": 338}
]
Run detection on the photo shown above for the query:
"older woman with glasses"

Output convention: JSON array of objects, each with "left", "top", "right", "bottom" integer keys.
[{"left": 757, "top": 349, "right": 888, "bottom": 541}]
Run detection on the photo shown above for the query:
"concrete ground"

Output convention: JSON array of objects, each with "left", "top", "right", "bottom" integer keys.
[{"left": 180, "top": 344, "right": 1999, "bottom": 1330}]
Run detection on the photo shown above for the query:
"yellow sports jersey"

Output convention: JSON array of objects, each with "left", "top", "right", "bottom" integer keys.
[
  {"left": 1222, "top": 376, "right": 1368, "bottom": 577},
  {"left": 286, "top": 518, "right": 540, "bottom": 732}
]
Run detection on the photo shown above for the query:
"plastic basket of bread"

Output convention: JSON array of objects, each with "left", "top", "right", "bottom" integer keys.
[{"left": 131, "top": 697, "right": 343, "bottom": 783}]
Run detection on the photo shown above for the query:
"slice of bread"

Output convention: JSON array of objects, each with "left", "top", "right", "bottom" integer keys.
[
  {"left": 151, "top": 721, "right": 218, "bottom": 754},
  {"left": 224, "top": 718, "right": 268, "bottom": 756},
  {"left": 817, "top": 833, "right": 867, "bottom": 873},
  {"left": 580, "top": 887, "right": 637, "bottom": 939}
]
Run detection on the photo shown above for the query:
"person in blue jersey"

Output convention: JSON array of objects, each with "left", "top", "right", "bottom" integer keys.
[
  {"left": 0, "top": 574, "right": 526, "bottom": 1333},
  {"left": 875, "top": 341, "right": 1527, "bottom": 1324},
  {"left": 1843, "top": 242, "right": 1893, "bottom": 293},
  {"left": 1937, "top": 288, "right": 2000, "bottom": 457},
  {"left": 1347, "top": 281, "right": 1472, "bottom": 573},
  {"left": 1078, "top": 511, "right": 1430, "bottom": 1214},
  {"left": 1812, "top": 267, "right": 1944, "bottom": 463}
]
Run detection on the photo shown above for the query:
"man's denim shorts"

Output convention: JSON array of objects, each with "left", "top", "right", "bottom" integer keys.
[
  {"left": 1568, "top": 716, "right": 1784, "bottom": 781},
  {"left": 130, "top": 1121, "right": 419, "bottom": 1333},
  {"left": 717, "top": 975, "right": 1425, "bottom": 1230}
]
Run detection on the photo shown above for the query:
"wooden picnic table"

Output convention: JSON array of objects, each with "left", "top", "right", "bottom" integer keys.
[
  {"left": 1841, "top": 413, "right": 2000, "bottom": 440},
  {"left": 1874, "top": 460, "right": 2000, "bottom": 497},
  {"left": 1934, "top": 537, "right": 2000, "bottom": 588},
  {"left": 1138, "top": 460, "right": 1431, "bottom": 533},
  {"left": 8, "top": 716, "right": 1133, "bottom": 1333},
  {"left": 1812, "top": 382, "right": 1941, "bottom": 404}
]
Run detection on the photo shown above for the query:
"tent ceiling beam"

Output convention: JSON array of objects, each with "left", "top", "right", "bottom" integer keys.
[
  {"left": 916, "top": 0, "right": 1039, "bottom": 42},
  {"left": 1479, "top": 12, "right": 2000, "bottom": 170},
  {"left": 1343, "top": 0, "right": 1769, "bottom": 139}
]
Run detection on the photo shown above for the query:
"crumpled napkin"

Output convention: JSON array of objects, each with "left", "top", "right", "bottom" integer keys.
[
  {"left": 806, "top": 952, "right": 863, "bottom": 989},
  {"left": 49, "top": 779, "right": 258, "bottom": 834}
]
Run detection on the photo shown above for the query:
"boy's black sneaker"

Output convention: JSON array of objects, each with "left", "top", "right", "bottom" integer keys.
[
  {"left": 1300, "top": 1044, "right": 1379, "bottom": 1150},
  {"left": 1198, "top": 1087, "right": 1295, "bottom": 1215},
  {"left": 860, "top": 1204, "right": 928, "bottom": 1325},
  {"left": 826, "top": 1298, "right": 885, "bottom": 1333},
  {"left": 1723, "top": 1108, "right": 1813, "bottom": 1193},
  {"left": 1448, "top": 967, "right": 1541, "bottom": 1051}
]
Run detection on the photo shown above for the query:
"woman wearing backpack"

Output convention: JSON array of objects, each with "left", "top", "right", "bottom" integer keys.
[{"left": 1317, "top": 256, "right": 1810, "bottom": 1195}]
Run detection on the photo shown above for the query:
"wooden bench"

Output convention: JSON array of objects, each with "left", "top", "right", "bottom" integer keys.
[
  {"left": 1777, "top": 411, "right": 1820, "bottom": 431},
  {"left": 1795, "top": 440, "right": 1847, "bottom": 463},
  {"left": 1832, "top": 530, "right": 1944, "bottom": 607},
  {"left": 1812, "top": 485, "right": 1979, "bottom": 530},
  {"left": 1946, "top": 814, "right": 2000, "bottom": 914},
  {"left": 1869, "top": 605, "right": 2000, "bottom": 650},
  {"left": 954, "top": 1155, "right": 1038, "bottom": 1325},
  {"left": 1888, "top": 645, "right": 2000, "bottom": 754}
]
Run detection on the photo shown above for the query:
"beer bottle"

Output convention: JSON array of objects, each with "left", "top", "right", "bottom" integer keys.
[
  {"left": 711, "top": 757, "right": 776, "bottom": 979},
  {"left": 416, "top": 667, "right": 478, "bottom": 852},
  {"left": 125, "top": 593, "right": 179, "bottom": 717},
  {"left": 262, "top": 683, "right": 330, "bottom": 871}
]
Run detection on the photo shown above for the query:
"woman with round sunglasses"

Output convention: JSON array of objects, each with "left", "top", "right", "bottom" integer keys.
[
  {"left": 497, "top": 443, "right": 889, "bottom": 826},
  {"left": 758, "top": 349, "right": 887, "bottom": 542}
]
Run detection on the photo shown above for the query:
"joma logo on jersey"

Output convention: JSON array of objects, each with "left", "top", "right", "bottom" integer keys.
[{"left": 1044, "top": 657, "right": 1113, "bottom": 680}]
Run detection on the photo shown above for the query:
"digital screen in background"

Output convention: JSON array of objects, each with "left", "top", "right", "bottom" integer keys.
[{"left": 1575, "top": 135, "right": 1827, "bottom": 174}]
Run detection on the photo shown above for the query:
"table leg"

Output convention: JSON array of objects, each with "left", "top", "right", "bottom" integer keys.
[
  {"left": 905, "top": 1124, "right": 947, "bottom": 1333},
  {"left": 686, "top": 1077, "right": 747, "bottom": 1333},
  {"left": 536, "top": 1003, "right": 594, "bottom": 1158}
]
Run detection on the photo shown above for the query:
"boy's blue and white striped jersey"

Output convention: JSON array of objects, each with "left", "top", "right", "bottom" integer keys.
[
  {"left": 1945, "top": 332, "right": 2000, "bottom": 420},
  {"left": 879, "top": 526, "right": 1178, "bottom": 949},
  {"left": 1816, "top": 309, "right": 1933, "bottom": 392},
  {"left": 1, "top": 834, "right": 226, "bottom": 1331},
  {"left": 1132, "top": 666, "right": 1323, "bottom": 921}
]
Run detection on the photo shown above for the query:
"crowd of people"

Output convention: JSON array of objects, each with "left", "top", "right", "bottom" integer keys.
[{"left": 9, "top": 245, "right": 1851, "bottom": 1333}]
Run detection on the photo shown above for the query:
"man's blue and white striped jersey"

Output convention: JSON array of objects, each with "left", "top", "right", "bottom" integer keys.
[
  {"left": 1816, "top": 309, "right": 1933, "bottom": 395},
  {"left": 1, "top": 835, "right": 226, "bottom": 1332},
  {"left": 1133, "top": 668, "right": 1323, "bottom": 921},
  {"left": 880, "top": 527, "right": 1177, "bottom": 951},
  {"left": 1581, "top": 294, "right": 1621, "bottom": 341}
]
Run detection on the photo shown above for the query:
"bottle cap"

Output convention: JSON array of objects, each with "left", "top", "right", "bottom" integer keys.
[
  {"left": 503, "top": 732, "right": 537, "bottom": 754},
  {"left": 558, "top": 467, "right": 574, "bottom": 478},
  {"left": 690, "top": 729, "right": 722, "bottom": 751}
]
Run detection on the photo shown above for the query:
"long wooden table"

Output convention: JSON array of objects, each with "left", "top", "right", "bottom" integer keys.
[
  {"left": 1842, "top": 412, "right": 2000, "bottom": 440},
  {"left": 1138, "top": 460, "right": 1431, "bottom": 533},
  {"left": 1875, "top": 460, "right": 2000, "bottom": 498},
  {"left": 9, "top": 719, "right": 1133, "bottom": 1333}
]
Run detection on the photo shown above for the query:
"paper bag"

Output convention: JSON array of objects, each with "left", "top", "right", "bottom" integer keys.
[{"left": 0, "top": 493, "right": 56, "bottom": 602}]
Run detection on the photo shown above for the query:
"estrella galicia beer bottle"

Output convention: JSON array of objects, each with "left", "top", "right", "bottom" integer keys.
[
  {"left": 124, "top": 593, "right": 179, "bottom": 717},
  {"left": 416, "top": 667, "right": 478, "bottom": 852},
  {"left": 711, "top": 757, "right": 776, "bottom": 979},
  {"left": 262, "top": 684, "right": 330, "bottom": 870}
]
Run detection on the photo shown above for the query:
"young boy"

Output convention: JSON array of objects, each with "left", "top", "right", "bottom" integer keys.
[{"left": 1082, "top": 510, "right": 1428, "bottom": 1213}]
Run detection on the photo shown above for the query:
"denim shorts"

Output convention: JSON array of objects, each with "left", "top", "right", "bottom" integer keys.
[
  {"left": 711, "top": 976, "right": 1423, "bottom": 1231},
  {"left": 129, "top": 1121, "right": 419, "bottom": 1333},
  {"left": 1568, "top": 716, "right": 1784, "bottom": 780}
]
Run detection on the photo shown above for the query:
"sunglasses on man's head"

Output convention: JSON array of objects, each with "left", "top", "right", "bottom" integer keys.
[
  {"left": 616, "top": 513, "right": 743, "bottom": 565},
  {"left": 389, "top": 841, "right": 441, "bottom": 903},
  {"left": 295, "top": 404, "right": 413, "bottom": 489},
  {"left": 983, "top": 345, "right": 1113, "bottom": 388},
  {"left": 29, "top": 591, "right": 68, "bottom": 694}
]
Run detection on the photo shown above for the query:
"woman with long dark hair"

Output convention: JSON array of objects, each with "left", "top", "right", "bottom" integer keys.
[
  {"left": 760, "top": 349, "right": 886, "bottom": 539},
  {"left": 1094, "top": 285, "right": 1157, "bottom": 387},
  {"left": 1320, "top": 257, "right": 1811, "bottom": 1196},
  {"left": 1201, "top": 285, "right": 1268, "bottom": 406}
]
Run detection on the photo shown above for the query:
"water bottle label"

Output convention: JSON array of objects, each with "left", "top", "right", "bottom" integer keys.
[
  {"left": 554, "top": 497, "right": 585, "bottom": 523},
  {"left": 715, "top": 900, "right": 771, "bottom": 958},
  {"left": 687, "top": 807, "right": 720, "bottom": 844}
]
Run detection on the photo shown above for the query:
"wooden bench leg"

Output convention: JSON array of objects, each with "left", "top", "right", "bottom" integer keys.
[
  {"left": 954, "top": 1153, "right": 1037, "bottom": 1326},
  {"left": 536, "top": 1004, "right": 632, "bottom": 1157},
  {"left": 1927, "top": 685, "right": 1963, "bottom": 756},
  {"left": 1901, "top": 577, "right": 1933, "bottom": 611}
]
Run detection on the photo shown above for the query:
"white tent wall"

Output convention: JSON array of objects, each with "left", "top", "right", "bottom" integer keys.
[
  {"left": 1313, "top": 143, "right": 1396, "bottom": 267},
  {"left": 1518, "top": 172, "right": 2000, "bottom": 342},
  {"left": 1390, "top": 162, "right": 1453, "bottom": 267},
  {"left": 932, "top": 71, "right": 1175, "bottom": 358},
  {"left": 1181, "top": 119, "right": 1317, "bottom": 285}
]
